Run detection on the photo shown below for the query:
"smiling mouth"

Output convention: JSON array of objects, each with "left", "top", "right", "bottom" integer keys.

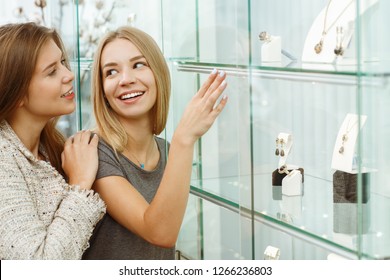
[
  {"left": 61, "top": 89, "right": 74, "bottom": 98},
  {"left": 120, "top": 91, "right": 144, "bottom": 100}
]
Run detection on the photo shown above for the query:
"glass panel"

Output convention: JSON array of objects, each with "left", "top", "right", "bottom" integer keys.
[
  {"left": 254, "top": 221, "right": 349, "bottom": 260},
  {"left": 359, "top": 0, "right": 390, "bottom": 260},
  {"left": 202, "top": 199, "right": 248, "bottom": 259},
  {"left": 174, "top": 0, "right": 390, "bottom": 260},
  {"left": 177, "top": 194, "right": 202, "bottom": 260}
]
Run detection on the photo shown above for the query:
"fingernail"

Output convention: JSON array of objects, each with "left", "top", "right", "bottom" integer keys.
[
  {"left": 211, "top": 68, "right": 217, "bottom": 74},
  {"left": 219, "top": 70, "right": 225, "bottom": 77},
  {"left": 220, "top": 80, "right": 227, "bottom": 87},
  {"left": 222, "top": 95, "right": 228, "bottom": 100}
]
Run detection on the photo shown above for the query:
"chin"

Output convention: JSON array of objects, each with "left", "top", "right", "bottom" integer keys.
[{"left": 61, "top": 103, "right": 76, "bottom": 116}]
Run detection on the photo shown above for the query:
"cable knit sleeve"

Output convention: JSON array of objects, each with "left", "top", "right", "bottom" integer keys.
[{"left": 0, "top": 142, "right": 106, "bottom": 260}]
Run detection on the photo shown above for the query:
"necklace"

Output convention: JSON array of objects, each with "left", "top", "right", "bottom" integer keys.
[
  {"left": 125, "top": 139, "right": 156, "bottom": 169},
  {"left": 314, "top": 0, "right": 354, "bottom": 54},
  {"left": 339, "top": 117, "right": 358, "bottom": 154},
  {"left": 131, "top": 153, "right": 145, "bottom": 169}
]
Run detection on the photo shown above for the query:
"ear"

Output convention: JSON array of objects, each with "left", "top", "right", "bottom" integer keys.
[{"left": 17, "top": 96, "right": 28, "bottom": 108}]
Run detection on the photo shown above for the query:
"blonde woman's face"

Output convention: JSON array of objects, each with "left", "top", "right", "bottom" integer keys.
[
  {"left": 100, "top": 38, "right": 157, "bottom": 123},
  {"left": 22, "top": 39, "right": 75, "bottom": 120}
]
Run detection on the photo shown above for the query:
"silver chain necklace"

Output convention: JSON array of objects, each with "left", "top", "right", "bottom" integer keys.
[{"left": 314, "top": 0, "right": 354, "bottom": 54}]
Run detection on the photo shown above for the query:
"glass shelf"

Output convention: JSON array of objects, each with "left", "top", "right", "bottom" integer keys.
[
  {"left": 190, "top": 172, "right": 390, "bottom": 260},
  {"left": 175, "top": 60, "right": 390, "bottom": 87}
]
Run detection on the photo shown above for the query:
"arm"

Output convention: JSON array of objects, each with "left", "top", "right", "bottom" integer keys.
[
  {"left": 94, "top": 70, "right": 228, "bottom": 247},
  {"left": 0, "top": 133, "right": 105, "bottom": 259}
]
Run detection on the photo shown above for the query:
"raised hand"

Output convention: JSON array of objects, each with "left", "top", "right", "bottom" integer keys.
[{"left": 174, "top": 69, "right": 228, "bottom": 146}]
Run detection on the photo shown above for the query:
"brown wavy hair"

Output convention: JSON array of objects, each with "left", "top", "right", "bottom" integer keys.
[{"left": 0, "top": 22, "right": 69, "bottom": 178}]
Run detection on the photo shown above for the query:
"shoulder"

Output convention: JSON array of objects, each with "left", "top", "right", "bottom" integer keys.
[
  {"left": 0, "top": 136, "right": 16, "bottom": 160},
  {"left": 155, "top": 136, "right": 170, "bottom": 149},
  {"left": 97, "top": 138, "right": 117, "bottom": 158}
]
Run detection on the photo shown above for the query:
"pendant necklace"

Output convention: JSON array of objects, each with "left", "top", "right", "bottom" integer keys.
[
  {"left": 125, "top": 140, "right": 156, "bottom": 169},
  {"left": 132, "top": 154, "right": 145, "bottom": 169},
  {"left": 339, "top": 117, "right": 358, "bottom": 154},
  {"left": 314, "top": 0, "right": 354, "bottom": 54}
]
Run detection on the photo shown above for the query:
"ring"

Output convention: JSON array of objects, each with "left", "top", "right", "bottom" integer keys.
[
  {"left": 278, "top": 164, "right": 289, "bottom": 175},
  {"left": 263, "top": 245, "right": 281, "bottom": 260},
  {"left": 258, "top": 31, "right": 271, "bottom": 42}
]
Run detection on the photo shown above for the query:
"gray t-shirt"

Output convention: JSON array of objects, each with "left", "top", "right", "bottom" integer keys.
[{"left": 82, "top": 137, "right": 175, "bottom": 260}]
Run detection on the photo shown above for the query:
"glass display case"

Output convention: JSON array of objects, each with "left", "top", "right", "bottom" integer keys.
[
  {"left": 162, "top": 0, "right": 390, "bottom": 260},
  {"left": 2, "top": 0, "right": 389, "bottom": 260}
]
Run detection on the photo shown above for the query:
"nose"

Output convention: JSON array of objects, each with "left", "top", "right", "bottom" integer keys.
[
  {"left": 62, "top": 67, "right": 75, "bottom": 83},
  {"left": 119, "top": 69, "right": 136, "bottom": 86}
]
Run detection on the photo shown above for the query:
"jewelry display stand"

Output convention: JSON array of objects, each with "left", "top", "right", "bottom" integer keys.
[
  {"left": 302, "top": 0, "right": 377, "bottom": 64},
  {"left": 333, "top": 202, "right": 370, "bottom": 234},
  {"left": 281, "top": 195, "right": 302, "bottom": 220},
  {"left": 282, "top": 170, "right": 303, "bottom": 196},
  {"left": 263, "top": 245, "right": 280, "bottom": 260},
  {"left": 331, "top": 114, "right": 371, "bottom": 235},
  {"left": 271, "top": 133, "right": 304, "bottom": 196},
  {"left": 331, "top": 113, "right": 367, "bottom": 173},
  {"left": 261, "top": 36, "right": 282, "bottom": 62}
]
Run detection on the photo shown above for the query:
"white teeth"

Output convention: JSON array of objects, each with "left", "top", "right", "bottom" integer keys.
[
  {"left": 61, "top": 89, "right": 73, "bottom": 98},
  {"left": 120, "top": 92, "right": 143, "bottom": 100}
]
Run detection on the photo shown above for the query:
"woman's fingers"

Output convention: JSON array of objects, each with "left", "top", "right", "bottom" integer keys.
[
  {"left": 66, "top": 130, "right": 97, "bottom": 145},
  {"left": 204, "top": 70, "right": 226, "bottom": 98},
  {"left": 62, "top": 130, "right": 99, "bottom": 189},
  {"left": 211, "top": 94, "right": 228, "bottom": 116},
  {"left": 197, "top": 68, "right": 226, "bottom": 98}
]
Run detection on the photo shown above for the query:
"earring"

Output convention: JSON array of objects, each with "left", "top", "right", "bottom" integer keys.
[
  {"left": 275, "top": 138, "right": 280, "bottom": 156},
  {"left": 104, "top": 96, "right": 111, "bottom": 108},
  {"left": 280, "top": 139, "right": 285, "bottom": 157},
  {"left": 334, "top": 26, "right": 345, "bottom": 56}
]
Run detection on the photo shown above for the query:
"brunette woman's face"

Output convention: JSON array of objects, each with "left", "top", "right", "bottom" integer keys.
[
  {"left": 100, "top": 38, "right": 157, "bottom": 122},
  {"left": 22, "top": 39, "right": 75, "bottom": 120}
]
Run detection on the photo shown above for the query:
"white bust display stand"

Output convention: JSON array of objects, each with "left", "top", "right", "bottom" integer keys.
[
  {"left": 331, "top": 113, "right": 367, "bottom": 173},
  {"left": 302, "top": 0, "right": 378, "bottom": 64}
]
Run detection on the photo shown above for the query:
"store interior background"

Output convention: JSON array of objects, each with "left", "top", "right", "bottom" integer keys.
[{"left": 1, "top": 0, "right": 390, "bottom": 260}]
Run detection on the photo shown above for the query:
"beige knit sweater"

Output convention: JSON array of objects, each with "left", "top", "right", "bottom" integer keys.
[{"left": 0, "top": 120, "right": 106, "bottom": 259}]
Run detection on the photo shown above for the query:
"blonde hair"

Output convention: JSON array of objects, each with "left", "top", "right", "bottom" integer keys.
[
  {"left": 92, "top": 26, "right": 171, "bottom": 152},
  {"left": 0, "top": 22, "right": 69, "bottom": 178}
]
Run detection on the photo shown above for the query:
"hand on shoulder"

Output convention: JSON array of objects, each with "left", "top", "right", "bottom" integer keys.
[{"left": 61, "top": 130, "right": 99, "bottom": 190}]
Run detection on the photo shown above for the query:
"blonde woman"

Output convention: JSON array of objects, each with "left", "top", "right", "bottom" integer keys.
[{"left": 82, "top": 26, "right": 228, "bottom": 259}]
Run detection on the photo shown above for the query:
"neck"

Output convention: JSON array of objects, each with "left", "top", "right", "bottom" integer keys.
[
  {"left": 120, "top": 119, "right": 157, "bottom": 169},
  {"left": 124, "top": 136, "right": 157, "bottom": 169},
  {"left": 6, "top": 115, "right": 46, "bottom": 158}
]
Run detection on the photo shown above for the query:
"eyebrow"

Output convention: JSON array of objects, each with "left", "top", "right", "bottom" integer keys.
[
  {"left": 102, "top": 55, "right": 145, "bottom": 69},
  {"left": 42, "top": 61, "right": 57, "bottom": 73}
]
